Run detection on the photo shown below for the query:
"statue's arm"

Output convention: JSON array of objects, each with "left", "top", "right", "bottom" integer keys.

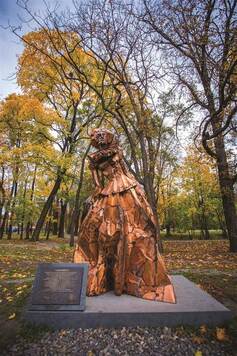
[
  {"left": 91, "top": 167, "right": 101, "bottom": 188},
  {"left": 88, "top": 157, "right": 101, "bottom": 188},
  {"left": 89, "top": 147, "right": 118, "bottom": 163}
]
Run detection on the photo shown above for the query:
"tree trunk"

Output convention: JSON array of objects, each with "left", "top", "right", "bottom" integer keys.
[
  {"left": 7, "top": 224, "right": 13, "bottom": 240},
  {"left": 144, "top": 179, "right": 164, "bottom": 252},
  {"left": 25, "top": 165, "right": 37, "bottom": 240},
  {"left": 70, "top": 146, "right": 90, "bottom": 247},
  {"left": 166, "top": 224, "right": 171, "bottom": 237},
  {"left": 20, "top": 223, "right": 24, "bottom": 239},
  {"left": 5, "top": 218, "right": 9, "bottom": 236},
  {"left": 44, "top": 221, "right": 48, "bottom": 236},
  {"left": 74, "top": 208, "right": 82, "bottom": 236},
  {"left": 198, "top": 213, "right": 205, "bottom": 240},
  {"left": 20, "top": 178, "right": 28, "bottom": 240},
  {"left": 67, "top": 205, "right": 73, "bottom": 234},
  {"left": 0, "top": 211, "right": 8, "bottom": 239},
  {"left": 69, "top": 192, "right": 81, "bottom": 247},
  {"left": 46, "top": 205, "right": 53, "bottom": 240},
  {"left": 32, "top": 175, "right": 62, "bottom": 241},
  {"left": 25, "top": 221, "right": 31, "bottom": 240},
  {"left": 52, "top": 200, "right": 59, "bottom": 236},
  {"left": 46, "top": 219, "right": 52, "bottom": 240},
  {"left": 7, "top": 180, "right": 17, "bottom": 240},
  {"left": 58, "top": 200, "right": 67, "bottom": 238},
  {"left": 213, "top": 131, "right": 237, "bottom": 251},
  {"left": 200, "top": 211, "right": 210, "bottom": 240},
  {"left": 216, "top": 208, "right": 228, "bottom": 239},
  {"left": 0, "top": 205, "right": 3, "bottom": 229},
  {"left": 0, "top": 166, "right": 5, "bottom": 228}
]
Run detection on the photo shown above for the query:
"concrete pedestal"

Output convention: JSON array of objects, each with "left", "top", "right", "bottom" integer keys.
[{"left": 24, "top": 275, "right": 232, "bottom": 328}]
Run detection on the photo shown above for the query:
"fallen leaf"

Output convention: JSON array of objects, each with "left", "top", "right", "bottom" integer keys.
[
  {"left": 194, "top": 351, "right": 202, "bottom": 356},
  {"left": 87, "top": 351, "right": 94, "bottom": 356},
  {"left": 8, "top": 313, "right": 16, "bottom": 320},
  {"left": 59, "top": 330, "right": 67, "bottom": 337}
]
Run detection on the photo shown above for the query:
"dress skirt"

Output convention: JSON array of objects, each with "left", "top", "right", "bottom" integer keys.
[{"left": 74, "top": 182, "right": 176, "bottom": 303}]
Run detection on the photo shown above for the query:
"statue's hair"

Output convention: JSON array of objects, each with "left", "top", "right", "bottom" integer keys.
[{"left": 90, "top": 128, "right": 119, "bottom": 147}]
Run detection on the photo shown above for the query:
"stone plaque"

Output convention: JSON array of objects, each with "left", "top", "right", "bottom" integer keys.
[{"left": 29, "top": 263, "right": 88, "bottom": 311}]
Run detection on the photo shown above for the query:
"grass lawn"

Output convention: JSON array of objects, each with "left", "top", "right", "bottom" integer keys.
[
  {"left": 0, "top": 238, "right": 237, "bottom": 352},
  {"left": 161, "top": 229, "right": 225, "bottom": 240}
]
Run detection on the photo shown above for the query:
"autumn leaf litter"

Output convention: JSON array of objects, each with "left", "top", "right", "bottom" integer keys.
[{"left": 1, "top": 240, "right": 237, "bottom": 355}]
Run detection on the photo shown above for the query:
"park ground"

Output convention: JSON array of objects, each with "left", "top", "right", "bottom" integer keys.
[{"left": 0, "top": 238, "right": 237, "bottom": 355}]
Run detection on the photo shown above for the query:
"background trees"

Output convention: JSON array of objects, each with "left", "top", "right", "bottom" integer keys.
[
  {"left": 159, "top": 146, "right": 225, "bottom": 239},
  {"left": 17, "top": 30, "right": 103, "bottom": 241},
  {"left": 0, "top": 93, "right": 58, "bottom": 239},
  {"left": 1, "top": 0, "right": 235, "bottom": 251},
  {"left": 139, "top": 0, "right": 237, "bottom": 251}
]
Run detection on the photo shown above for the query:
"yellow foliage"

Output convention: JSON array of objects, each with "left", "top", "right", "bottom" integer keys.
[
  {"left": 158, "top": 144, "right": 221, "bottom": 226},
  {"left": 194, "top": 351, "right": 202, "bottom": 356},
  {"left": 17, "top": 30, "right": 98, "bottom": 105}
]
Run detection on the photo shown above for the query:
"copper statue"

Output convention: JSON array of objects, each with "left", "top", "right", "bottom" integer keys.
[{"left": 74, "top": 128, "right": 176, "bottom": 303}]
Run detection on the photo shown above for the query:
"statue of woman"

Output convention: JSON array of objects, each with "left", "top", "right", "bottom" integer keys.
[{"left": 74, "top": 128, "right": 176, "bottom": 303}]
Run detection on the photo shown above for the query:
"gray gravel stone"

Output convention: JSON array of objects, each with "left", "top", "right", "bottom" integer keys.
[{"left": 3, "top": 326, "right": 234, "bottom": 356}]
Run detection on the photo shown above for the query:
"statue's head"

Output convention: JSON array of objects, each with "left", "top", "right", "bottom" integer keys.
[{"left": 90, "top": 128, "right": 117, "bottom": 149}]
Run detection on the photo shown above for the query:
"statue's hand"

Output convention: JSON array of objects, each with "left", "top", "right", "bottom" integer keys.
[{"left": 89, "top": 147, "right": 117, "bottom": 163}]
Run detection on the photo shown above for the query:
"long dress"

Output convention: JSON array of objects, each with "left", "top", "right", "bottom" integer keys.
[{"left": 74, "top": 145, "right": 176, "bottom": 303}]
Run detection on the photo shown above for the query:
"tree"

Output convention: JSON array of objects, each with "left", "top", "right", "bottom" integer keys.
[
  {"left": 17, "top": 30, "right": 103, "bottom": 241},
  {"left": 179, "top": 147, "right": 223, "bottom": 239},
  {"left": 140, "top": 0, "right": 237, "bottom": 251},
  {"left": 10, "top": 1, "right": 183, "bottom": 250},
  {"left": 159, "top": 145, "right": 227, "bottom": 239},
  {"left": 21, "top": 1, "right": 180, "bottom": 247},
  {"left": 0, "top": 93, "right": 57, "bottom": 239}
]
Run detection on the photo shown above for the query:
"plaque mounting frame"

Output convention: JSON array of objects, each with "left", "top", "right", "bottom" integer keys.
[{"left": 29, "top": 263, "right": 89, "bottom": 311}]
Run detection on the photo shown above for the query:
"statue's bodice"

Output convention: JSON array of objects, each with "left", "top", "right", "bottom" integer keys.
[{"left": 89, "top": 148, "right": 137, "bottom": 196}]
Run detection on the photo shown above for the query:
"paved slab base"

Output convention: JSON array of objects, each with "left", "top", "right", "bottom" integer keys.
[{"left": 24, "top": 275, "right": 232, "bottom": 328}]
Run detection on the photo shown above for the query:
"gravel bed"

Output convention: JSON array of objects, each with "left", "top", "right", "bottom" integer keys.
[{"left": 4, "top": 326, "right": 233, "bottom": 356}]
